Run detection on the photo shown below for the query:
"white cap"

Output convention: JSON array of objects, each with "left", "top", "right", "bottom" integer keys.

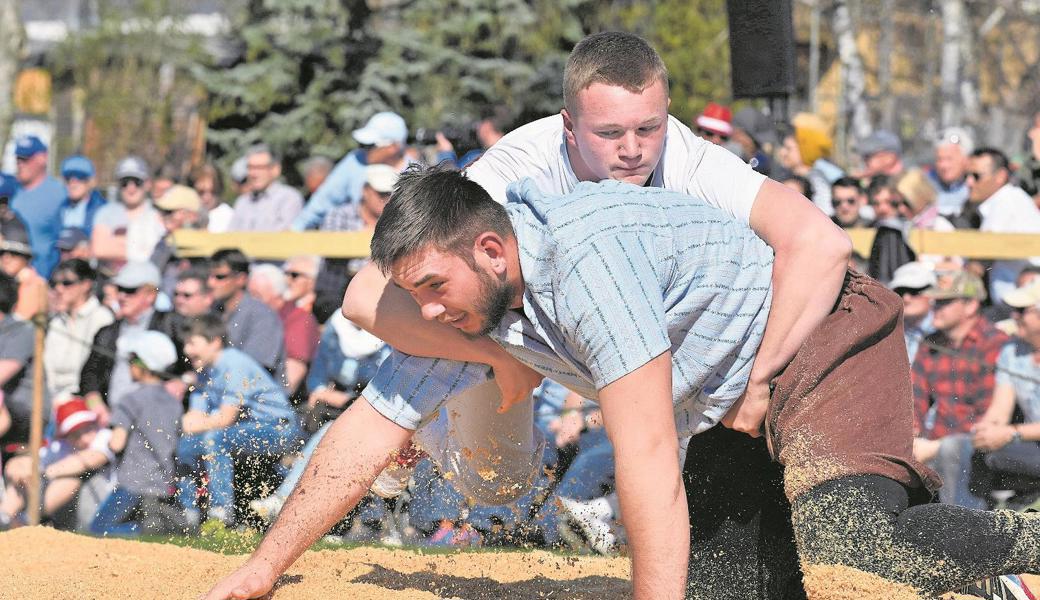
[
  {"left": 889, "top": 261, "right": 937, "bottom": 290},
  {"left": 117, "top": 330, "right": 177, "bottom": 373},
  {"left": 353, "top": 112, "right": 408, "bottom": 147},
  {"left": 1004, "top": 281, "right": 1040, "bottom": 309},
  {"left": 112, "top": 260, "right": 161, "bottom": 289},
  {"left": 366, "top": 164, "right": 399, "bottom": 194}
]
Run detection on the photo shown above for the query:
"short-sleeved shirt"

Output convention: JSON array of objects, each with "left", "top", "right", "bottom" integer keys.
[
  {"left": 364, "top": 180, "right": 774, "bottom": 435},
  {"left": 223, "top": 293, "right": 286, "bottom": 378},
  {"left": 190, "top": 347, "right": 295, "bottom": 424},
  {"left": 0, "top": 315, "right": 39, "bottom": 416},
  {"left": 996, "top": 339, "right": 1040, "bottom": 424},
  {"left": 228, "top": 181, "right": 304, "bottom": 231},
  {"left": 111, "top": 383, "right": 181, "bottom": 496},
  {"left": 93, "top": 201, "right": 166, "bottom": 263},
  {"left": 11, "top": 176, "right": 65, "bottom": 277}
]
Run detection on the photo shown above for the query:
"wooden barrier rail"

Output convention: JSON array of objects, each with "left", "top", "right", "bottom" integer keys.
[{"left": 172, "top": 228, "right": 1040, "bottom": 261}]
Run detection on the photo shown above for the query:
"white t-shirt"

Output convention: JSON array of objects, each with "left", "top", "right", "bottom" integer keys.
[
  {"left": 94, "top": 201, "right": 166, "bottom": 262},
  {"left": 466, "top": 114, "right": 766, "bottom": 223}
]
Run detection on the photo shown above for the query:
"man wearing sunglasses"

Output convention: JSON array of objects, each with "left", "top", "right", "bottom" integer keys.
[
  {"left": 887, "top": 261, "right": 937, "bottom": 362},
  {"left": 829, "top": 176, "right": 869, "bottom": 229},
  {"left": 91, "top": 156, "right": 165, "bottom": 271},
  {"left": 58, "top": 155, "right": 106, "bottom": 239},
  {"left": 9, "top": 135, "right": 64, "bottom": 278}
]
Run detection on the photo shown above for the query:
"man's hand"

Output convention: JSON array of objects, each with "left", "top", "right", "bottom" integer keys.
[
  {"left": 85, "top": 392, "right": 110, "bottom": 427},
  {"left": 912, "top": 437, "right": 941, "bottom": 462},
  {"left": 548, "top": 410, "right": 584, "bottom": 448},
  {"left": 491, "top": 355, "right": 542, "bottom": 413},
  {"left": 973, "top": 422, "right": 1015, "bottom": 452},
  {"left": 721, "top": 380, "right": 771, "bottom": 438},
  {"left": 181, "top": 411, "right": 209, "bottom": 435},
  {"left": 199, "top": 560, "right": 277, "bottom": 600}
]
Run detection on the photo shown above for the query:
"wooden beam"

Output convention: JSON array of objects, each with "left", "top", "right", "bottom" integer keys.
[{"left": 847, "top": 228, "right": 1040, "bottom": 260}]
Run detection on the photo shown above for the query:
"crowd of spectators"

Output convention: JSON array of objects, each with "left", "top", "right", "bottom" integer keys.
[{"left": 0, "top": 102, "right": 1039, "bottom": 553}]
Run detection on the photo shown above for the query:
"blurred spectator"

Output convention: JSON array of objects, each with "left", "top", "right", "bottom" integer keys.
[
  {"left": 227, "top": 144, "right": 303, "bottom": 231},
  {"left": 10, "top": 135, "right": 64, "bottom": 278},
  {"left": 1018, "top": 112, "right": 1040, "bottom": 208},
  {"left": 993, "top": 266, "right": 1040, "bottom": 335},
  {"left": 929, "top": 127, "right": 973, "bottom": 217},
  {"left": 693, "top": 102, "right": 732, "bottom": 146},
  {"left": 292, "top": 111, "right": 410, "bottom": 231},
  {"left": 897, "top": 169, "right": 954, "bottom": 232},
  {"left": 0, "top": 172, "right": 18, "bottom": 210},
  {"left": 777, "top": 113, "right": 844, "bottom": 215},
  {"left": 91, "top": 156, "right": 165, "bottom": 271},
  {"left": 0, "top": 218, "right": 47, "bottom": 320},
  {"left": 888, "top": 261, "right": 937, "bottom": 361},
  {"left": 207, "top": 249, "right": 286, "bottom": 381},
  {"left": 59, "top": 155, "right": 107, "bottom": 238},
  {"left": 79, "top": 261, "right": 175, "bottom": 426},
  {"left": 229, "top": 156, "right": 250, "bottom": 198},
  {"left": 56, "top": 228, "right": 91, "bottom": 262},
  {"left": 730, "top": 107, "right": 777, "bottom": 176},
  {"left": 912, "top": 271, "right": 1006, "bottom": 508},
  {"left": 858, "top": 130, "right": 906, "bottom": 182},
  {"left": 434, "top": 109, "right": 509, "bottom": 169},
  {"left": 89, "top": 330, "right": 180, "bottom": 537},
  {"left": 151, "top": 164, "right": 179, "bottom": 201},
  {"left": 177, "top": 314, "right": 304, "bottom": 527},
  {"left": 248, "top": 264, "right": 318, "bottom": 395},
  {"left": 781, "top": 175, "right": 813, "bottom": 199},
  {"left": 866, "top": 175, "right": 916, "bottom": 284},
  {"left": 189, "top": 164, "right": 232, "bottom": 233},
  {"left": 44, "top": 259, "right": 114, "bottom": 398},
  {"left": 830, "top": 177, "right": 869, "bottom": 228},
  {"left": 300, "top": 156, "right": 334, "bottom": 196},
  {"left": 173, "top": 268, "right": 214, "bottom": 319},
  {"left": 0, "top": 398, "right": 114, "bottom": 529},
  {"left": 151, "top": 185, "right": 202, "bottom": 296},
  {"left": 0, "top": 272, "right": 42, "bottom": 447},
  {"left": 283, "top": 255, "right": 320, "bottom": 314}
]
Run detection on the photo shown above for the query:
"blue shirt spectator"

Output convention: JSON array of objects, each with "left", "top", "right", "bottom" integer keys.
[
  {"left": 59, "top": 155, "right": 107, "bottom": 238},
  {"left": 10, "top": 136, "right": 64, "bottom": 277},
  {"left": 191, "top": 347, "right": 295, "bottom": 424}
]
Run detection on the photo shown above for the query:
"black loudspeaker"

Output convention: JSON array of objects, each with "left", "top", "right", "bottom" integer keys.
[{"left": 726, "top": 0, "right": 797, "bottom": 99}]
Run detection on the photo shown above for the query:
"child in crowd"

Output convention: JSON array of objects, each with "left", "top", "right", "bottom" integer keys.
[
  {"left": 0, "top": 397, "right": 114, "bottom": 528},
  {"left": 176, "top": 314, "right": 304, "bottom": 527},
  {"left": 89, "top": 330, "right": 181, "bottom": 536}
]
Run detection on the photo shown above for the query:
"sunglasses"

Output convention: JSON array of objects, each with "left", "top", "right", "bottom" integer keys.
[
  {"left": 52, "top": 278, "right": 82, "bottom": 288},
  {"left": 208, "top": 271, "right": 234, "bottom": 281},
  {"left": 116, "top": 285, "right": 141, "bottom": 295},
  {"left": 173, "top": 290, "right": 197, "bottom": 299},
  {"left": 894, "top": 287, "right": 928, "bottom": 297},
  {"left": 966, "top": 172, "right": 986, "bottom": 181},
  {"left": 284, "top": 270, "right": 312, "bottom": 280},
  {"left": 64, "top": 174, "right": 90, "bottom": 183},
  {"left": 119, "top": 177, "right": 144, "bottom": 188},
  {"left": 869, "top": 199, "right": 905, "bottom": 209},
  {"left": 831, "top": 197, "right": 858, "bottom": 208},
  {"left": 933, "top": 297, "right": 964, "bottom": 309},
  {"left": 696, "top": 128, "right": 729, "bottom": 141}
]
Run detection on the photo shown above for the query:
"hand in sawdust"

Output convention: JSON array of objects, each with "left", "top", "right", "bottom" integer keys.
[
  {"left": 721, "top": 380, "right": 771, "bottom": 438},
  {"left": 200, "top": 560, "right": 277, "bottom": 600},
  {"left": 491, "top": 355, "right": 543, "bottom": 414}
]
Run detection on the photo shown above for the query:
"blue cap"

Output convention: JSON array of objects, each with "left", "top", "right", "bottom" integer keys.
[
  {"left": 0, "top": 174, "right": 17, "bottom": 200},
  {"left": 61, "top": 155, "right": 95, "bottom": 180},
  {"left": 56, "top": 227, "right": 89, "bottom": 250},
  {"left": 14, "top": 135, "right": 47, "bottom": 158}
]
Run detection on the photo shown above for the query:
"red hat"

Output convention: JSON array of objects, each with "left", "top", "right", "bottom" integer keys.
[
  {"left": 695, "top": 102, "right": 734, "bottom": 137},
  {"left": 55, "top": 398, "right": 98, "bottom": 437}
]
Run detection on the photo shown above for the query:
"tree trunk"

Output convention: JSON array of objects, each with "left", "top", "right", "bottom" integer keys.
[
  {"left": 832, "top": 0, "right": 872, "bottom": 144},
  {"left": 939, "top": 0, "right": 980, "bottom": 128},
  {"left": 877, "top": 0, "right": 895, "bottom": 132},
  {"left": 0, "top": 0, "right": 24, "bottom": 154}
]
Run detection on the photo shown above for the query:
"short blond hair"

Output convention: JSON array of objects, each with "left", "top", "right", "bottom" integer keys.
[
  {"left": 896, "top": 169, "right": 937, "bottom": 215},
  {"left": 564, "top": 31, "right": 669, "bottom": 113}
]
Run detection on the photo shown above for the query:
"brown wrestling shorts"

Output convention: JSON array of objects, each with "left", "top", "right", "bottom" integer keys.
[{"left": 765, "top": 269, "right": 942, "bottom": 500}]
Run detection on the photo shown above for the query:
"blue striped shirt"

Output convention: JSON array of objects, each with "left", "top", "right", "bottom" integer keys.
[{"left": 364, "top": 179, "right": 774, "bottom": 436}]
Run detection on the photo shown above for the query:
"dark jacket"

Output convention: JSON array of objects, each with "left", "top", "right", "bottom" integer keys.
[{"left": 79, "top": 310, "right": 178, "bottom": 402}]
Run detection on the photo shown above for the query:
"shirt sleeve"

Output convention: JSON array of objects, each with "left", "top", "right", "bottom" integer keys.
[
  {"left": 291, "top": 152, "right": 366, "bottom": 230},
  {"left": 88, "top": 428, "right": 116, "bottom": 464},
  {"left": 109, "top": 395, "right": 136, "bottom": 431},
  {"left": 555, "top": 234, "right": 671, "bottom": 390},
  {"left": 995, "top": 342, "right": 1015, "bottom": 389},
  {"left": 0, "top": 321, "right": 34, "bottom": 363}
]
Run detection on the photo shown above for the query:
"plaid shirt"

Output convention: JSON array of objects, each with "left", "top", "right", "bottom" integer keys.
[{"left": 912, "top": 317, "right": 1008, "bottom": 439}]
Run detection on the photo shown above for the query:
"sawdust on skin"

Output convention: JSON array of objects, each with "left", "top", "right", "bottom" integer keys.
[{"left": 0, "top": 526, "right": 630, "bottom": 599}]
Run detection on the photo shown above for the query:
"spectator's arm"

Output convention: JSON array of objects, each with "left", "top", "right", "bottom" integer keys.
[
  {"left": 291, "top": 153, "right": 364, "bottom": 231},
  {"left": 980, "top": 382, "right": 1017, "bottom": 426},
  {"left": 599, "top": 351, "right": 686, "bottom": 600},
  {"left": 0, "top": 403, "right": 10, "bottom": 438},
  {"left": 13, "top": 277, "right": 46, "bottom": 321},
  {"left": 43, "top": 449, "right": 109, "bottom": 479},
  {"left": 181, "top": 404, "right": 239, "bottom": 434},
  {"left": 285, "top": 358, "right": 308, "bottom": 393},
  {"left": 90, "top": 223, "right": 126, "bottom": 261},
  {"left": 108, "top": 427, "right": 129, "bottom": 454},
  {"left": 0, "top": 359, "right": 23, "bottom": 387},
  {"left": 201, "top": 397, "right": 411, "bottom": 600}
]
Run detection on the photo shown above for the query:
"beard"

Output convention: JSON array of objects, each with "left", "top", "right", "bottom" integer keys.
[{"left": 470, "top": 268, "right": 517, "bottom": 338}]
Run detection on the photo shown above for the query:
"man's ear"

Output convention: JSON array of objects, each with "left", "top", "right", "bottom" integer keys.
[
  {"left": 475, "top": 232, "right": 508, "bottom": 273},
  {"left": 561, "top": 109, "right": 577, "bottom": 147}
]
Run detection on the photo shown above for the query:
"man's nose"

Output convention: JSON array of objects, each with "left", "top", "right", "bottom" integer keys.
[
  {"left": 420, "top": 301, "right": 445, "bottom": 321},
  {"left": 619, "top": 132, "right": 640, "bottom": 159}
]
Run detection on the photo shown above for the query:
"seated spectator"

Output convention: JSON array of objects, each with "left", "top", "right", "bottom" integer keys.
[
  {"left": 247, "top": 264, "right": 318, "bottom": 394},
  {"left": 151, "top": 164, "right": 179, "bottom": 201},
  {"left": 0, "top": 218, "right": 47, "bottom": 320},
  {"left": 207, "top": 249, "right": 286, "bottom": 382},
  {"left": 898, "top": 168, "right": 954, "bottom": 232},
  {"left": 1019, "top": 112, "right": 1040, "bottom": 208},
  {"left": 79, "top": 261, "right": 175, "bottom": 425},
  {"left": 91, "top": 156, "right": 165, "bottom": 272},
  {"left": 994, "top": 266, "right": 1040, "bottom": 335},
  {"left": 730, "top": 107, "right": 776, "bottom": 176},
  {"left": 44, "top": 260, "right": 115, "bottom": 398},
  {"left": 0, "top": 272, "right": 38, "bottom": 447},
  {"left": 888, "top": 261, "right": 937, "bottom": 362},
  {"left": 283, "top": 255, "right": 320, "bottom": 313},
  {"left": 0, "top": 397, "right": 114, "bottom": 529},
  {"left": 151, "top": 185, "right": 202, "bottom": 296},
  {"left": 692, "top": 102, "right": 732, "bottom": 146},
  {"left": 10, "top": 135, "right": 63, "bottom": 278},
  {"left": 928, "top": 127, "right": 973, "bottom": 217},
  {"left": 56, "top": 228, "right": 92, "bottom": 262},
  {"left": 189, "top": 164, "right": 233, "bottom": 234},
  {"left": 777, "top": 113, "right": 844, "bottom": 215},
  {"left": 972, "top": 281, "right": 1040, "bottom": 496},
  {"left": 912, "top": 271, "right": 1007, "bottom": 508},
  {"left": 866, "top": 175, "right": 915, "bottom": 284},
  {"left": 89, "top": 330, "right": 181, "bottom": 537},
  {"left": 59, "top": 155, "right": 107, "bottom": 238},
  {"left": 830, "top": 177, "right": 869, "bottom": 229},
  {"left": 176, "top": 315, "right": 304, "bottom": 527},
  {"left": 857, "top": 129, "right": 905, "bottom": 183},
  {"left": 780, "top": 175, "right": 813, "bottom": 200},
  {"left": 299, "top": 156, "right": 333, "bottom": 196},
  {"left": 227, "top": 145, "right": 303, "bottom": 231},
  {"left": 172, "top": 267, "right": 214, "bottom": 319}
]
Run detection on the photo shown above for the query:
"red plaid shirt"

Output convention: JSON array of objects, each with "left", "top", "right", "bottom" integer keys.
[{"left": 912, "top": 317, "right": 1008, "bottom": 439}]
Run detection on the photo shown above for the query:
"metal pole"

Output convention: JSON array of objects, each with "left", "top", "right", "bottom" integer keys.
[
  {"left": 809, "top": 0, "right": 821, "bottom": 114},
  {"left": 26, "top": 284, "right": 47, "bottom": 525}
]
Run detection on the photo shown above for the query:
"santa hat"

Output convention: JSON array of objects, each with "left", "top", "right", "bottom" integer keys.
[
  {"left": 695, "top": 102, "right": 734, "bottom": 137},
  {"left": 55, "top": 397, "right": 98, "bottom": 437}
]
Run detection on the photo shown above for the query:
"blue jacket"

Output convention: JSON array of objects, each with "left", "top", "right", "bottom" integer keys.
[{"left": 60, "top": 188, "right": 108, "bottom": 237}]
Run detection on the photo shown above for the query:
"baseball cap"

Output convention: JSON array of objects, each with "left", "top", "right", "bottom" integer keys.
[
  {"left": 858, "top": 130, "right": 902, "bottom": 158},
  {"left": 155, "top": 185, "right": 201, "bottom": 212},
  {"left": 353, "top": 112, "right": 408, "bottom": 147},
  {"left": 230, "top": 156, "right": 248, "bottom": 185},
  {"left": 14, "top": 135, "right": 47, "bottom": 159},
  {"left": 111, "top": 260, "right": 161, "bottom": 289},
  {"left": 117, "top": 329, "right": 177, "bottom": 373},
  {"left": 0, "top": 219, "right": 32, "bottom": 257},
  {"left": 56, "top": 228, "right": 89, "bottom": 251},
  {"left": 366, "top": 164, "right": 399, "bottom": 194},
  {"left": 61, "top": 155, "right": 95, "bottom": 180},
  {"left": 114, "top": 156, "right": 150, "bottom": 181},
  {"left": 1003, "top": 281, "right": 1040, "bottom": 309},
  {"left": 924, "top": 271, "right": 987, "bottom": 302},
  {"left": 55, "top": 397, "right": 98, "bottom": 437},
  {"left": 695, "top": 102, "right": 734, "bottom": 137},
  {"left": 889, "top": 262, "right": 937, "bottom": 291}
]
